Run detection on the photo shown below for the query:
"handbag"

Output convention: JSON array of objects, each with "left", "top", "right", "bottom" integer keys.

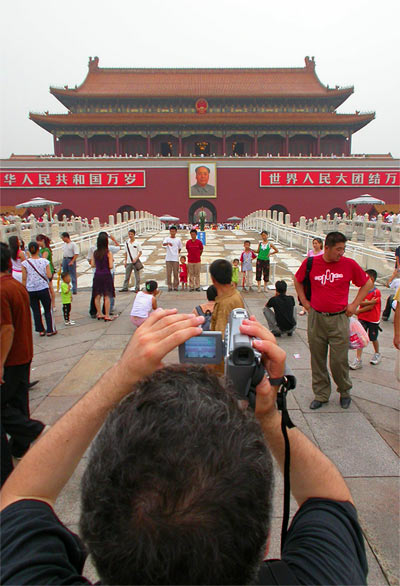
[{"left": 126, "top": 242, "right": 144, "bottom": 271}]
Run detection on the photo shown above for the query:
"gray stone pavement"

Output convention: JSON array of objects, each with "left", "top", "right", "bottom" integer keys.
[{"left": 24, "top": 229, "right": 399, "bottom": 585}]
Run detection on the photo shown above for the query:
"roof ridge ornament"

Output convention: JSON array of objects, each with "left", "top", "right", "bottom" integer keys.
[
  {"left": 88, "top": 56, "right": 99, "bottom": 72},
  {"left": 304, "top": 56, "right": 315, "bottom": 70}
]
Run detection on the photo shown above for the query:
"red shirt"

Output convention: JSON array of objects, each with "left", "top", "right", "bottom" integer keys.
[
  {"left": 186, "top": 239, "right": 203, "bottom": 263},
  {"left": 179, "top": 263, "right": 188, "bottom": 278},
  {"left": 295, "top": 255, "right": 369, "bottom": 313},
  {"left": 0, "top": 275, "right": 33, "bottom": 366},
  {"left": 359, "top": 287, "right": 381, "bottom": 323}
]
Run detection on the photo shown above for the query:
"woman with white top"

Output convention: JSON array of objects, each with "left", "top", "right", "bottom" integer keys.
[
  {"left": 130, "top": 280, "right": 160, "bottom": 327},
  {"left": 21, "top": 241, "right": 56, "bottom": 337},
  {"left": 8, "top": 236, "right": 26, "bottom": 283}
]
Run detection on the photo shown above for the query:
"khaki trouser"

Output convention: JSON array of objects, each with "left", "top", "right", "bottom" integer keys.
[
  {"left": 166, "top": 261, "right": 179, "bottom": 290},
  {"left": 307, "top": 308, "right": 352, "bottom": 402},
  {"left": 188, "top": 262, "right": 201, "bottom": 289}
]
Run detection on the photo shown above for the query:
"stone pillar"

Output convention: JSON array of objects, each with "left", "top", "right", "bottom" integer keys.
[
  {"left": 222, "top": 134, "right": 226, "bottom": 156},
  {"left": 178, "top": 136, "right": 182, "bottom": 156},
  {"left": 253, "top": 135, "right": 258, "bottom": 156},
  {"left": 135, "top": 211, "right": 140, "bottom": 219},
  {"left": 338, "top": 222, "right": 347, "bottom": 235},
  {"left": 116, "top": 212, "right": 122, "bottom": 224},
  {"left": 51, "top": 223, "right": 60, "bottom": 241},
  {"left": 261, "top": 210, "right": 267, "bottom": 218},
  {"left": 74, "top": 219, "right": 82, "bottom": 235},
  {"left": 146, "top": 136, "right": 151, "bottom": 156},
  {"left": 278, "top": 211, "right": 284, "bottom": 223},
  {"left": 84, "top": 137, "right": 89, "bottom": 156},
  {"left": 316, "top": 218, "right": 324, "bottom": 232},
  {"left": 108, "top": 214, "right": 115, "bottom": 226},
  {"left": 299, "top": 216, "right": 306, "bottom": 230},
  {"left": 267, "top": 210, "right": 272, "bottom": 220},
  {"left": 92, "top": 217, "right": 101, "bottom": 231},
  {"left": 115, "top": 136, "right": 120, "bottom": 156},
  {"left": 123, "top": 211, "right": 129, "bottom": 222},
  {"left": 351, "top": 231, "right": 358, "bottom": 242},
  {"left": 130, "top": 211, "right": 135, "bottom": 220},
  {"left": 316, "top": 134, "right": 321, "bottom": 155},
  {"left": 284, "top": 133, "right": 289, "bottom": 156},
  {"left": 272, "top": 210, "right": 278, "bottom": 221},
  {"left": 53, "top": 135, "right": 58, "bottom": 156},
  {"left": 365, "top": 227, "right": 374, "bottom": 244},
  {"left": 285, "top": 213, "right": 291, "bottom": 225},
  {"left": 140, "top": 211, "right": 144, "bottom": 219}
]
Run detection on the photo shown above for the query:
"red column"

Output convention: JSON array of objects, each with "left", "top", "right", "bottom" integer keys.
[
  {"left": 316, "top": 135, "right": 321, "bottom": 156},
  {"left": 84, "top": 137, "right": 89, "bottom": 156},
  {"left": 222, "top": 134, "right": 226, "bottom": 156},
  {"left": 115, "top": 136, "right": 120, "bottom": 156},
  {"left": 284, "top": 134, "right": 289, "bottom": 156},
  {"left": 253, "top": 135, "right": 258, "bottom": 156},
  {"left": 147, "top": 135, "right": 151, "bottom": 156},
  {"left": 178, "top": 136, "right": 182, "bottom": 156}
]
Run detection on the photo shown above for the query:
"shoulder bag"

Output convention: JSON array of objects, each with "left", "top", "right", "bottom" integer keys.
[
  {"left": 26, "top": 259, "right": 49, "bottom": 285},
  {"left": 126, "top": 242, "right": 144, "bottom": 271}
]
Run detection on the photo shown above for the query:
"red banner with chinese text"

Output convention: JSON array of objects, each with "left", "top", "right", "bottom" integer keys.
[
  {"left": 260, "top": 169, "right": 399, "bottom": 187},
  {"left": 0, "top": 170, "right": 146, "bottom": 188}
]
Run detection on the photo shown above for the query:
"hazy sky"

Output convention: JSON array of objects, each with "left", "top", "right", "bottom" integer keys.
[{"left": 1, "top": 0, "right": 399, "bottom": 159}]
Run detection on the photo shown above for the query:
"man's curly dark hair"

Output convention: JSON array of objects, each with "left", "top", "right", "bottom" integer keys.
[{"left": 80, "top": 364, "right": 274, "bottom": 585}]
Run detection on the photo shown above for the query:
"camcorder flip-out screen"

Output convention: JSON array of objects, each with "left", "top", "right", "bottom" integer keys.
[{"left": 179, "top": 331, "right": 223, "bottom": 364}]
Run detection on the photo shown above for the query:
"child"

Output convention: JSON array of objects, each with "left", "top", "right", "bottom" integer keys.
[
  {"left": 240, "top": 241, "right": 257, "bottom": 291},
  {"left": 263, "top": 280, "right": 296, "bottom": 337},
  {"left": 179, "top": 255, "right": 188, "bottom": 291},
  {"left": 61, "top": 272, "right": 75, "bottom": 325},
  {"left": 232, "top": 259, "right": 240, "bottom": 288},
  {"left": 350, "top": 269, "right": 381, "bottom": 369},
  {"left": 130, "top": 280, "right": 160, "bottom": 327}
]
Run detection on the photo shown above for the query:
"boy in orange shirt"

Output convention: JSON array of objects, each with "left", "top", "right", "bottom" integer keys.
[{"left": 350, "top": 269, "right": 381, "bottom": 369}]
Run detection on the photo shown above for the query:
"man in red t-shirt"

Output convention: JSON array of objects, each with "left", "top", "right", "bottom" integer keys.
[
  {"left": 0, "top": 243, "right": 44, "bottom": 486},
  {"left": 294, "top": 232, "right": 372, "bottom": 410},
  {"left": 185, "top": 229, "right": 204, "bottom": 291}
]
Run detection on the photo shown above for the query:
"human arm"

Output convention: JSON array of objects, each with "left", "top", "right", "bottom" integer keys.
[
  {"left": 41, "top": 250, "right": 49, "bottom": 260},
  {"left": 0, "top": 309, "right": 205, "bottom": 511},
  {"left": 240, "top": 317, "right": 354, "bottom": 507},
  {"left": 69, "top": 254, "right": 78, "bottom": 266},
  {"left": 293, "top": 275, "right": 310, "bottom": 311},
  {"left": 45, "top": 263, "right": 52, "bottom": 280},
  {"left": 394, "top": 288, "right": 400, "bottom": 349},
  {"left": 346, "top": 278, "right": 373, "bottom": 317},
  {"left": 270, "top": 244, "right": 278, "bottom": 256},
  {"left": 108, "top": 252, "right": 113, "bottom": 270},
  {"left": 19, "top": 250, "right": 26, "bottom": 262},
  {"left": 152, "top": 296, "right": 158, "bottom": 310},
  {"left": 108, "top": 234, "right": 120, "bottom": 247},
  {"left": 21, "top": 266, "right": 27, "bottom": 287}
]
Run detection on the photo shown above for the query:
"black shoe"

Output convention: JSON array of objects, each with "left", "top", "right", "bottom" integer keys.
[
  {"left": 119, "top": 289, "right": 128, "bottom": 292},
  {"left": 382, "top": 316, "right": 388, "bottom": 321},
  {"left": 196, "top": 287, "right": 201, "bottom": 291},
  {"left": 272, "top": 331, "right": 281, "bottom": 337},
  {"left": 310, "top": 400, "right": 326, "bottom": 410},
  {"left": 287, "top": 332, "right": 293, "bottom": 336},
  {"left": 28, "top": 380, "right": 39, "bottom": 389},
  {"left": 340, "top": 396, "right": 352, "bottom": 409}
]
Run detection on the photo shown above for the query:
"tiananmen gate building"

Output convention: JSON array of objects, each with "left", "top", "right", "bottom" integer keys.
[{"left": 1, "top": 56, "right": 399, "bottom": 222}]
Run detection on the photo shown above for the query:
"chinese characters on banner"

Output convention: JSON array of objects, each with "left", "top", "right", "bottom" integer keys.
[
  {"left": 260, "top": 170, "right": 400, "bottom": 187},
  {"left": 0, "top": 171, "right": 146, "bottom": 188}
]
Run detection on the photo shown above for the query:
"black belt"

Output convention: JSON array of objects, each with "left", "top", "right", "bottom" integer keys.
[{"left": 314, "top": 309, "right": 346, "bottom": 317}]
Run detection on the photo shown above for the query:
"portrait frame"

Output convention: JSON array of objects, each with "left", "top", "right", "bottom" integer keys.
[{"left": 188, "top": 162, "right": 217, "bottom": 198}]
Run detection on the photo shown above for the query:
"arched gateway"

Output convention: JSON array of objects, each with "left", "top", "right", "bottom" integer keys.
[{"left": 188, "top": 200, "right": 217, "bottom": 224}]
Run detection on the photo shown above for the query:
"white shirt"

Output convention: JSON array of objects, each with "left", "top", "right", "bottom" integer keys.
[
  {"left": 22, "top": 258, "right": 49, "bottom": 292},
  {"left": 125, "top": 240, "right": 142, "bottom": 262},
  {"left": 63, "top": 241, "right": 79, "bottom": 258},
  {"left": 163, "top": 237, "right": 182, "bottom": 262},
  {"left": 130, "top": 291, "right": 153, "bottom": 318}
]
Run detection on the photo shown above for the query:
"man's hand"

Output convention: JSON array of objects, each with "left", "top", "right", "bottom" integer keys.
[
  {"left": 301, "top": 300, "right": 311, "bottom": 312},
  {"left": 346, "top": 302, "right": 358, "bottom": 317},
  {"left": 239, "top": 317, "right": 286, "bottom": 418},
  {"left": 114, "top": 308, "right": 204, "bottom": 388}
]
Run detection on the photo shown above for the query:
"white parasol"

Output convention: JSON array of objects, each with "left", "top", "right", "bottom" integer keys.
[{"left": 16, "top": 197, "right": 62, "bottom": 220}]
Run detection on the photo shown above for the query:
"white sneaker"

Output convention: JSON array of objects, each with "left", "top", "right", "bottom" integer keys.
[
  {"left": 349, "top": 358, "right": 362, "bottom": 370},
  {"left": 68, "top": 320, "right": 76, "bottom": 325},
  {"left": 370, "top": 353, "right": 382, "bottom": 365},
  {"left": 64, "top": 321, "right": 69, "bottom": 325}
]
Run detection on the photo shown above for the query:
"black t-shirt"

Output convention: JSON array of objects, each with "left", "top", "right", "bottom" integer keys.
[
  {"left": 0, "top": 498, "right": 367, "bottom": 585},
  {"left": 267, "top": 295, "right": 296, "bottom": 331}
]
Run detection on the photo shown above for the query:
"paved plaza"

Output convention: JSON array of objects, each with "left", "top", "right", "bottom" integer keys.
[{"left": 26, "top": 229, "right": 399, "bottom": 585}]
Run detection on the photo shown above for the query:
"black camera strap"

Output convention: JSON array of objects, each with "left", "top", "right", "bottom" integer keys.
[{"left": 276, "top": 383, "right": 296, "bottom": 553}]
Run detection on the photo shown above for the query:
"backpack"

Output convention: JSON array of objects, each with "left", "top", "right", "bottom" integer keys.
[{"left": 195, "top": 305, "right": 212, "bottom": 331}]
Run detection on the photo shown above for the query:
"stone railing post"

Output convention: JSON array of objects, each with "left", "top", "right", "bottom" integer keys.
[
  {"left": 51, "top": 223, "right": 60, "bottom": 242},
  {"left": 267, "top": 210, "right": 272, "bottom": 220},
  {"left": 278, "top": 211, "right": 284, "bottom": 223},
  {"left": 299, "top": 216, "right": 306, "bottom": 230},
  {"left": 285, "top": 213, "right": 291, "bottom": 225},
  {"left": 351, "top": 231, "right": 358, "bottom": 242},
  {"left": 116, "top": 212, "right": 122, "bottom": 224},
  {"left": 108, "top": 214, "right": 115, "bottom": 226},
  {"left": 92, "top": 217, "right": 101, "bottom": 231},
  {"left": 123, "top": 211, "right": 129, "bottom": 222},
  {"left": 130, "top": 211, "right": 135, "bottom": 220},
  {"left": 135, "top": 211, "right": 140, "bottom": 219},
  {"left": 272, "top": 210, "right": 277, "bottom": 221},
  {"left": 365, "top": 227, "right": 374, "bottom": 245}
]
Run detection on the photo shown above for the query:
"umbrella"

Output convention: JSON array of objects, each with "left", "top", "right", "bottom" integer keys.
[
  {"left": 227, "top": 216, "right": 242, "bottom": 222},
  {"left": 346, "top": 194, "right": 386, "bottom": 206},
  {"left": 159, "top": 214, "right": 180, "bottom": 223},
  {"left": 16, "top": 197, "right": 62, "bottom": 220}
]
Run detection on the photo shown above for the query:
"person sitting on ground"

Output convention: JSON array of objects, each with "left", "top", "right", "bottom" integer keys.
[
  {"left": 350, "top": 269, "right": 381, "bottom": 369},
  {"left": 263, "top": 280, "right": 297, "bottom": 336},
  {"left": 130, "top": 280, "right": 160, "bottom": 328},
  {"left": 192, "top": 285, "right": 217, "bottom": 330},
  {"left": 0, "top": 310, "right": 368, "bottom": 585}
]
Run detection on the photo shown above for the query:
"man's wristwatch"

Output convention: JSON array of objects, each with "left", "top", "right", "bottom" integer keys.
[{"left": 268, "top": 376, "right": 287, "bottom": 387}]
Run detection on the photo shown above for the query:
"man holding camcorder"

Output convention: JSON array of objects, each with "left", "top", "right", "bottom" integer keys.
[{"left": 1, "top": 309, "right": 367, "bottom": 585}]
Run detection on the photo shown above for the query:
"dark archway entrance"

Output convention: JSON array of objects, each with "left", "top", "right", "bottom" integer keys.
[
  {"left": 269, "top": 204, "right": 289, "bottom": 215},
  {"left": 58, "top": 208, "right": 76, "bottom": 219},
  {"left": 328, "top": 207, "right": 344, "bottom": 217},
  {"left": 188, "top": 200, "right": 217, "bottom": 224},
  {"left": 195, "top": 141, "right": 210, "bottom": 156},
  {"left": 117, "top": 205, "right": 136, "bottom": 215}
]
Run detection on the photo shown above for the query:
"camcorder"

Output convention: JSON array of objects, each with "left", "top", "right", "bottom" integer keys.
[{"left": 179, "top": 308, "right": 296, "bottom": 408}]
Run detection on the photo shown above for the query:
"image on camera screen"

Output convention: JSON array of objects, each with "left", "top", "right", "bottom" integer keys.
[{"left": 184, "top": 336, "right": 217, "bottom": 359}]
